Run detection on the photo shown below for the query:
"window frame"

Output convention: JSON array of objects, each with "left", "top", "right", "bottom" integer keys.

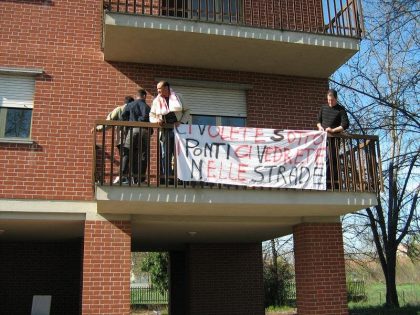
[{"left": 0, "top": 67, "right": 42, "bottom": 144}]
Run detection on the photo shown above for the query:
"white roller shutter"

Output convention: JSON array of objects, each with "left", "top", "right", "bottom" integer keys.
[
  {"left": 172, "top": 85, "right": 246, "bottom": 117},
  {"left": 0, "top": 74, "right": 35, "bottom": 109}
]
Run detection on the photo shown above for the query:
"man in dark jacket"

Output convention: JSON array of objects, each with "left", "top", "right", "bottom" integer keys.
[
  {"left": 119, "top": 88, "right": 150, "bottom": 184},
  {"left": 316, "top": 89, "right": 350, "bottom": 189}
]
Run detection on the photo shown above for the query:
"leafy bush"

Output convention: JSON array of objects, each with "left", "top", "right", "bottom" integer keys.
[
  {"left": 140, "top": 252, "right": 169, "bottom": 294},
  {"left": 263, "top": 258, "right": 294, "bottom": 307}
]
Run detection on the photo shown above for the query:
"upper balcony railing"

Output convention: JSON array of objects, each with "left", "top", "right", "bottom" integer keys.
[
  {"left": 93, "top": 121, "right": 381, "bottom": 193},
  {"left": 104, "top": 0, "right": 364, "bottom": 38}
]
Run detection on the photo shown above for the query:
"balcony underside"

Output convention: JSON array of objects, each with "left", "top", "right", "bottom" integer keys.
[
  {"left": 0, "top": 189, "right": 376, "bottom": 250},
  {"left": 97, "top": 186, "right": 377, "bottom": 250},
  {"left": 103, "top": 13, "right": 360, "bottom": 78}
]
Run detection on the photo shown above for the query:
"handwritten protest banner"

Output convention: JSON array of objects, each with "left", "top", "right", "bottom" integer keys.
[{"left": 175, "top": 125, "right": 327, "bottom": 190}]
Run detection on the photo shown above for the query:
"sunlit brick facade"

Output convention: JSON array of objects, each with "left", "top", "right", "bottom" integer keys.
[{"left": 0, "top": 0, "right": 368, "bottom": 314}]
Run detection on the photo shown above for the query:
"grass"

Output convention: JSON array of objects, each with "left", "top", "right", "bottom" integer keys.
[
  {"left": 349, "top": 283, "right": 420, "bottom": 308},
  {"left": 265, "top": 305, "right": 296, "bottom": 312},
  {"left": 131, "top": 305, "right": 168, "bottom": 315},
  {"left": 266, "top": 283, "right": 420, "bottom": 314},
  {"left": 349, "top": 305, "right": 420, "bottom": 315}
]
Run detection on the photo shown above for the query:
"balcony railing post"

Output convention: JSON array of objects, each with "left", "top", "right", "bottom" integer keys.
[
  {"left": 141, "top": 127, "right": 145, "bottom": 185},
  {"left": 338, "top": 0, "right": 346, "bottom": 35},
  {"left": 128, "top": 127, "right": 133, "bottom": 186},
  {"left": 356, "top": 138, "right": 365, "bottom": 192},
  {"left": 345, "top": 0, "right": 354, "bottom": 37},
  {"left": 357, "top": 0, "right": 365, "bottom": 37},
  {"left": 110, "top": 125, "right": 116, "bottom": 185},
  {"left": 325, "top": 0, "right": 332, "bottom": 34},
  {"left": 376, "top": 139, "right": 383, "bottom": 193},
  {"left": 284, "top": 0, "right": 290, "bottom": 30},
  {"left": 119, "top": 127, "right": 125, "bottom": 183},
  {"left": 99, "top": 127, "right": 106, "bottom": 186},
  {"left": 299, "top": 0, "right": 304, "bottom": 31},
  {"left": 348, "top": 138, "right": 357, "bottom": 191},
  {"left": 336, "top": 137, "right": 343, "bottom": 191},
  {"left": 341, "top": 137, "right": 350, "bottom": 190},
  {"left": 156, "top": 125, "right": 162, "bottom": 186},
  {"left": 92, "top": 123, "right": 97, "bottom": 194},
  {"left": 369, "top": 140, "right": 378, "bottom": 193}
]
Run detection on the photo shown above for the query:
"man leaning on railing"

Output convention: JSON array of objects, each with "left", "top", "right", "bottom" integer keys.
[
  {"left": 316, "top": 89, "right": 350, "bottom": 189},
  {"left": 93, "top": 95, "right": 134, "bottom": 184},
  {"left": 119, "top": 88, "right": 151, "bottom": 185}
]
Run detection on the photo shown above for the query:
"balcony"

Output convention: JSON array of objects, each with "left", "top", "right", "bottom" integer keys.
[
  {"left": 102, "top": 0, "right": 364, "bottom": 77},
  {"left": 93, "top": 121, "right": 380, "bottom": 249}
]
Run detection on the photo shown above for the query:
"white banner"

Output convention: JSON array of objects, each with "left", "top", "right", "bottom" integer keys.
[{"left": 175, "top": 125, "right": 327, "bottom": 190}]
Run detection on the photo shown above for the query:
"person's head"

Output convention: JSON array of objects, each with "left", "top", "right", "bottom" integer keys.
[
  {"left": 137, "top": 88, "right": 147, "bottom": 100},
  {"left": 157, "top": 81, "right": 170, "bottom": 98},
  {"left": 327, "top": 89, "right": 338, "bottom": 107},
  {"left": 124, "top": 96, "right": 134, "bottom": 104}
]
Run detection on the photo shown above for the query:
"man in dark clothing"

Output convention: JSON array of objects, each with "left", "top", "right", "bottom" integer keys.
[
  {"left": 317, "top": 89, "right": 349, "bottom": 133},
  {"left": 317, "top": 89, "right": 350, "bottom": 189},
  {"left": 119, "top": 88, "right": 150, "bottom": 184}
]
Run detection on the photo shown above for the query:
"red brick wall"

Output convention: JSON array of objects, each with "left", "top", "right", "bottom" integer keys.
[
  {"left": 0, "top": 0, "right": 109, "bottom": 201},
  {"left": 0, "top": 241, "right": 82, "bottom": 315},
  {"left": 0, "top": 0, "right": 327, "bottom": 200},
  {"left": 188, "top": 243, "right": 265, "bottom": 315},
  {"left": 81, "top": 220, "right": 131, "bottom": 315},
  {"left": 293, "top": 223, "right": 348, "bottom": 315}
]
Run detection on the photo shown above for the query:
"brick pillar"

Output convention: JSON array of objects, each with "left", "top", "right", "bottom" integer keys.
[
  {"left": 293, "top": 223, "right": 348, "bottom": 315},
  {"left": 81, "top": 220, "right": 131, "bottom": 315},
  {"left": 188, "top": 243, "right": 265, "bottom": 315}
]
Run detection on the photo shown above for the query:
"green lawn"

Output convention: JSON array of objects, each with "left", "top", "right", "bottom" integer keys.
[
  {"left": 349, "top": 283, "right": 420, "bottom": 308},
  {"left": 266, "top": 283, "right": 420, "bottom": 315},
  {"left": 349, "top": 305, "right": 420, "bottom": 315}
]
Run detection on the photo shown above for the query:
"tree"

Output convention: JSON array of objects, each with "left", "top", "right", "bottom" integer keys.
[
  {"left": 131, "top": 252, "right": 146, "bottom": 281},
  {"left": 262, "top": 237, "right": 294, "bottom": 306},
  {"left": 334, "top": 0, "right": 419, "bottom": 307},
  {"left": 140, "top": 252, "right": 169, "bottom": 294}
]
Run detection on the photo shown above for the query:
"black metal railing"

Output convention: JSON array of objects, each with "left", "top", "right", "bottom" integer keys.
[
  {"left": 93, "top": 121, "right": 381, "bottom": 192},
  {"left": 104, "top": 0, "right": 363, "bottom": 38},
  {"left": 131, "top": 287, "right": 168, "bottom": 305},
  {"left": 275, "top": 280, "right": 367, "bottom": 304}
]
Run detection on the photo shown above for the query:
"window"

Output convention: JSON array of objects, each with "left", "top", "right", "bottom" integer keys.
[
  {"left": 192, "top": 114, "right": 246, "bottom": 127},
  {"left": 172, "top": 83, "right": 248, "bottom": 127},
  {"left": 0, "top": 73, "right": 36, "bottom": 140}
]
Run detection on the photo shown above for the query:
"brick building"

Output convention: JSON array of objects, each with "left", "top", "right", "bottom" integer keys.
[{"left": 0, "top": 0, "right": 380, "bottom": 314}]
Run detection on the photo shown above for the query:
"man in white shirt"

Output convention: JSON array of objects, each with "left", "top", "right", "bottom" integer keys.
[{"left": 150, "top": 81, "right": 191, "bottom": 183}]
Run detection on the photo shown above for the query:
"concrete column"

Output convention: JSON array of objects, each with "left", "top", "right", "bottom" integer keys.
[{"left": 294, "top": 223, "right": 348, "bottom": 315}]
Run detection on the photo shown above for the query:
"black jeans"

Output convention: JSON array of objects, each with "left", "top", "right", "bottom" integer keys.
[
  {"left": 160, "top": 128, "right": 175, "bottom": 177},
  {"left": 121, "top": 128, "right": 149, "bottom": 179},
  {"left": 326, "top": 138, "right": 340, "bottom": 186}
]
